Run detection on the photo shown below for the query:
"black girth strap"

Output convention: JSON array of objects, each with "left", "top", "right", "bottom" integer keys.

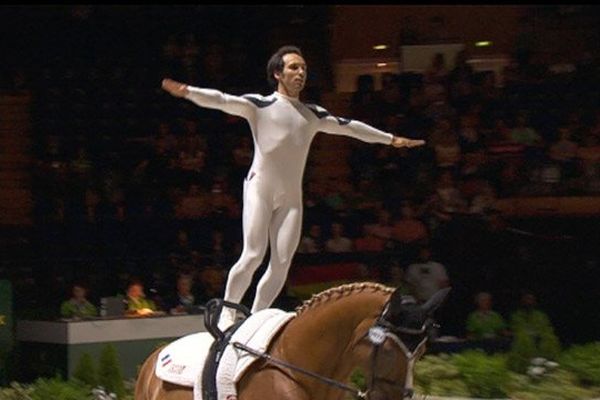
[{"left": 201, "top": 299, "right": 251, "bottom": 400}]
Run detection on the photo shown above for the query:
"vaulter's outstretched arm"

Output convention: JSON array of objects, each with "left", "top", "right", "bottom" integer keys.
[
  {"left": 312, "top": 104, "right": 425, "bottom": 148},
  {"left": 161, "top": 78, "right": 254, "bottom": 120}
]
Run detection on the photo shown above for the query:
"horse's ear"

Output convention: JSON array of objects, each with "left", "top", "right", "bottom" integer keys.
[{"left": 421, "top": 287, "right": 451, "bottom": 317}]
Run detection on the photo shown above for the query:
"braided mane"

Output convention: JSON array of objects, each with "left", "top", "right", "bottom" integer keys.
[{"left": 295, "top": 282, "right": 394, "bottom": 315}]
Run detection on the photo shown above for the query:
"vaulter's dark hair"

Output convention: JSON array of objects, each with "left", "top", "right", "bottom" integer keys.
[{"left": 266, "top": 45, "right": 303, "bottom": 88}]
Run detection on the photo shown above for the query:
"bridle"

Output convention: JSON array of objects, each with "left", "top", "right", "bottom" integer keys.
[
  {"left": 363, "top": 300, "right": 434, "bottom": 399},
  {"left": 232, "top": 297, "right": 434, "bottom": 400}
]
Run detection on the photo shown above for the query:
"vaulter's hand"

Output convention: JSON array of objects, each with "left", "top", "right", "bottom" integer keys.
[
  {"left": 162, "top": 78, "right": 189, "bottom": 98},
  {"left": 391, "top": 136, "right": 426, "bottom": 148}
]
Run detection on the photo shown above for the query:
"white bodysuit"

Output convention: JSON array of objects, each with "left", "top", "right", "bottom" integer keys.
[
  {"left": 185, "top": 86, "right": 393, "bottom": 320},
  {"left": 186, "top": 87, "right": 393, "bottom": 399}
]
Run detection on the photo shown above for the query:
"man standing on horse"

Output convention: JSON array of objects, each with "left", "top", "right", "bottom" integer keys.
[{"left": 162, "top": 45, "right": 425, "bottom": 336}]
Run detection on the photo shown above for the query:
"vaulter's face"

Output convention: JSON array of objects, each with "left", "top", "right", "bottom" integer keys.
[{"left": 277, "top": 53, "right": 307, "bottom": 94}]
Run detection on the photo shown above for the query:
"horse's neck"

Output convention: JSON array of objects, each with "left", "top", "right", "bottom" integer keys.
[{"left": 277, "top": 291, "right": 388, "bottom": 389}]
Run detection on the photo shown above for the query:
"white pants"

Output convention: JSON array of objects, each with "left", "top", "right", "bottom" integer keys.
[{"left": 219, "top": 174, "right": 302, "bottom": 330}]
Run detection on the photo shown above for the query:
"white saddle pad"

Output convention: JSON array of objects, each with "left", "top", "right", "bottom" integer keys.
[{"left": 155, "top": 308, "right": 295, "bottom": 394}]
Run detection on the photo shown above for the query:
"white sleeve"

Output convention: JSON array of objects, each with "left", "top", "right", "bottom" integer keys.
[
  {"left": 313, "top": 105, "right": 393, "bottom": 145},
  {"left": 185, "top": 86, "right": 254, "bottom": 120}
]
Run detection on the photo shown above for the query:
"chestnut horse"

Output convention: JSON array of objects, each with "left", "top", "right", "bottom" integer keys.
[{"left": 135, "top": 282, "right": 449, "bottom": 400}]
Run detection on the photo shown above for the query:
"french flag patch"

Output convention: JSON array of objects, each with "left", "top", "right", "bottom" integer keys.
[{"left": 161, "top": 354, "right": 172, "bottom": 367}]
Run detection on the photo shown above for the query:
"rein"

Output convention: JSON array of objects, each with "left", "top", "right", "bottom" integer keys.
[{"left": 232, "top": 341, "right": 368, "bottom": 398}]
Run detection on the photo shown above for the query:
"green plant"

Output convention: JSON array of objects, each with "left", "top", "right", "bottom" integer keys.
[
  {"left": 414, "top": 354, "right": 466, "bottom": 396},
  {"left": 73, "top": 353, "right": 97, "bottom": 387},
  {"left": 559, "top": 342, "right": 600, "bottom": 386},
  {"left": 508, "top": 329, "right": 537, "bottom": 373},
  {"left": 29, "top": 376, "right": 92, "bottom": 400},
  {"left": 98, "top": 345, "right": 125, "bottom": 399},
  {"left": 0, "top": 382, "right": 35, "bottom": 400},
  {"left": 538, "top": 329, "right": 562, "bottom": 361},
  {"left": 507, "top": 369, "right": 598, "bottom": 400},
  {"left": 349, "top": 368, "right": 367, "bottom": 393},
  {"left": 452, "top": 350, "right": 509, "bottom": 398}
]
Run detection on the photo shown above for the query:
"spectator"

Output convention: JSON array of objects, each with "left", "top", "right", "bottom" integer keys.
[
  {"left": 325, "top": 222, "right": 353, "bottom": 253},
  {"left": 231, "top": 135, "right": 253, "bottom": 185},
  {"left": 427, "top": 169, "right": 468, "bottom": 224},
  {"left": 404, "top": 246, "right": 449, "bottom": 302},
  {"left": 60, "top": 283, "right": 97, "bottom": 319},
  {"left": 196, "top": 266, "right": 226, "bottom": 304},
  {"left": 548, "top": 124, "right": 579, "bottom": 179},
  {"left": 297, "top": 223, "right": 325, "bottom": 254},
  {"left": 354, "top": 224, "right": 386, "bottom": 252},
  {"left": 175, "top": 183, "right": 209, "bottom": 220},
  {"left": 154, "top": 121, "right": 178, "bottom": 156},
  {"left": 510, "top": 292, "right": 557, "bottom": 344},
  {"left": 432, "top": 126, "right": 462, "bottom": 170},
  {"left": 367, "top": 209, "right": 395, "bottom": 246},
  {"left": 171, "top": 229, "right": 193, "bottom": 259},
  {"left": 167, "top": 274, "right": 198, "bottom": 314},
  {"left": 392, "top": 201, "right": 429, "bottom": 245},
  {"left": 125, "top": 279, "right": 158, "bottom": 316},
  {"left": 466, "top": 292, "right": 509, "bottom": 340},
  {"left": 510, "top": 112, "right": 543, "bottom": 147},
  {"left": 206, "top": 228, "right": 230, "bottom": 266},
  {"left": 577, "top": 130, "right": 600, "bottom": 192},
  {"left": 205, "top": 177, "right": 240, "bottom": 219}
]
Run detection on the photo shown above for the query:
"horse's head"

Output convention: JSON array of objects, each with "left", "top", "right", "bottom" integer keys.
[{"left": 363, "top": 287, "right": 450, "bottom": 400}]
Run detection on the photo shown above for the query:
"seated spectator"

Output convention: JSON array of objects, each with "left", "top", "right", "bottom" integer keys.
[
  {"left": 458, "top": 112, "right": 484, "bottom": 152},
  {"left": 367, "top": 209, "right": 395, "bottom": 245},
  {"left": 384, "top": 262, "right": 407, "bottom": 289},
  {"left": 466, "top": 292, "right": 509, "bottom": 340},
  {"left": 206, "top": 177, "right": 240, "bottom": 219},
  {"left": 392, "top": 201, "right": 429, "bottom": 245},
  {"left": 154, "top": 121, "right": 178, "bottom": 156},
  {"left": 548, "top": 124, "right": 579, "bottom": 179},
  {"left": 196, "top": 266, "right": 226, "bottom": 304},
  {"left": 325, "top": 222, "right": 353, "bottom": 253},
  {"left": 170, "top": 229, "right": 194, "bottom": 265},
  {"left": 346, "top": 176, "right": 383, "bottom": 214},
  {"left": 125, "top": 279, "right": 158, "bottom": 316},
  {"left": 510, "top": 292, "right": 557, "bottom": 343},
  {"left": 427, "top": 170, "right": 468, "bottom": 223},
  {"left": 354, "top": 224, "right": 386, "bottom": 252},
  {"left": 60, "top": 283, "right": 97, "bottom": 319},
  {"left": 167, "top": 274, "right": 198, "bottom": 314},
  {"left": 298, "top": 223, "right": 325, "bottom": 254},
  {"left": 404, "top": 246, "right": 449, "bottom": 302},
  {"left": 510, "top": 112, "right": 543, "bottom": 147},
  {"left": 433, "top": 130, "right": 462, "bottom": 170},
  {"left": 175, "top": 183, "right": 209, "bottom": 219},
  {"left": 577, "top": 133, "right": 600, "bottom": 192},
  {"left": 468, "top": 180, "right": 498, "bottom": 215}
]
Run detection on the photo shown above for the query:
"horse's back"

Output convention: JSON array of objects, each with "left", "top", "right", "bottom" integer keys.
[{"left": 135, "top": 344, "right": 193, "bottom": 400}]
